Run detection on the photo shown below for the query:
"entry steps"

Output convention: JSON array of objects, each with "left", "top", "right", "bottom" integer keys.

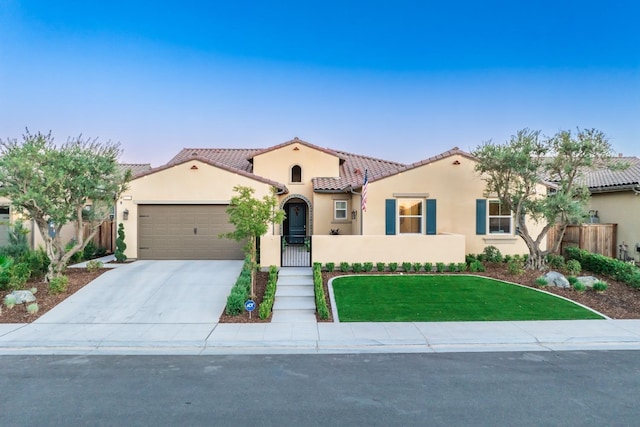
[{"left": 271, "top": 267, "right": 317, "bottom": 323}]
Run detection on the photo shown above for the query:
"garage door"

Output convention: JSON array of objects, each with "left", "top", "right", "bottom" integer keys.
[{"left": 138, "top": 205, "right": 244, "bottom": 260}]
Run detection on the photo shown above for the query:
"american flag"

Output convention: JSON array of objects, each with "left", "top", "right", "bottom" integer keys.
[{"left": 361, "top": 169, "right": 368, "bottom": 212}]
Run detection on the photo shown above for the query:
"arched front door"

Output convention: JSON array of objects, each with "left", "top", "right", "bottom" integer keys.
[{"left": 285, "top": 202, "right": 307, "bottom": 244}]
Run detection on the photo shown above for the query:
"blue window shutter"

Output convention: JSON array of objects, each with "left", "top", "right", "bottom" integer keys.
[
  {"left": 385, "top": 199, "right": 396, "bottom": 235},
  {"left": 426, "top": 199, "right": 437, "bottom": 235},
  {"left": 476, "top": 199, "right": 487, "bottom": 235}
]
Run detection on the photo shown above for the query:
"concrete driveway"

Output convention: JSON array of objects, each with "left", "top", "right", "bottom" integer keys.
[{"left": 35, "top": 260, "right": 244, "bottom": 324}]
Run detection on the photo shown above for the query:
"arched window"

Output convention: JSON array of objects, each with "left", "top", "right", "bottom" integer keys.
[{"left": 291, "top": 165, "right": 302, "bottom": 183}]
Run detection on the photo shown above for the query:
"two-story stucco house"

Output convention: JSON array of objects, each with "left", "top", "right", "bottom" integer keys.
[{"left": 117, "top": 138, "right": 546, "bottom": 267}]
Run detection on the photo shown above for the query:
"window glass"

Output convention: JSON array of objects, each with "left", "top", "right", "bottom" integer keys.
[
  {"left": 488, "top": 200, "right": 512, "bottom": 233},
  {"left": 398, "top": 199, "right": 423, "bottom": 233},
  {"left": 291, "top": 165, "right": 302, "bottom": 183},
  {"left": 334, "top": 200, "right": 347, "bottom": 220}
]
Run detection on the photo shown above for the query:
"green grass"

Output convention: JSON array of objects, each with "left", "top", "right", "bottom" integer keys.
[{"left": 331, "top": 275, "right": 603, "bottom": 322}]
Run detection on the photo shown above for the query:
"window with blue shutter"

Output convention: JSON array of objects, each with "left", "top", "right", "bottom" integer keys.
[{"left": 426, "top": 199, "right": 437, "bottom": 235}]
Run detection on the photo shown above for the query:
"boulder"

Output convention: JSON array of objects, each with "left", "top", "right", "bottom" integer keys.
[
  {"left": 577, "top": 276, "right": 599, "bottom": 288},
  {"left": 10, "top": 290, "right": 36, "bottom": 304},
  {"left": 544, "top": 271, "right": 570, "bottom": 288}
]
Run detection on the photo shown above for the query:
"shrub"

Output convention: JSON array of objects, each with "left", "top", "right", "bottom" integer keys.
[
  {"left": 423, "top": 262, "right": 433, "bottom": 273},
  {"left": 546, "top": 254, "right": 565, "bottom": 269},
  {"left": 83, "top": 240, "right": 98, "bottom": 260},
  {"left": 469, "top": 260, "right": 485, "bottom": 272},
  {"left": 412, "top": 262, "right": 422, "bottom": 272},
  {"left": 3, "top": 294, "right": 17, "bottom": 309},
  {"left": 0, "top": 221, "right": 30, "bottom": 259},
  {"left": 567, "top": 276, "right": 578, "bottom": 285},
  {"left": 388, "top": 262, "right": 398, "bottom": 272},
  {"left": 20, "top": 248, "right": 49, "bottom": 279},
  {"left": 503, "top": 254, "right": 512, "bottom": 263},
  {"left": 49, "top": 275, "right": 69, "bottom": 295},
  {"left": 339, "top": 262, "right": 350, "bottom": 272},
  {"left": 363, "top": 262, "right": 374, "bottom": 272},
  {"left": 572, "top": 282, "right": 586, "bottom": 292},
  {"left": 352, "top": 262, "right": 363, "bottom": 273},
  {"left": 535, "top": 276, "right": 548, "bottom": 286},
  {"left": 482, "top": 245, "right": 503, "bottom": 263},
  {"left": 258, "top": 266, "right": 278, "bottom": 319},
  {"left": 566, "top": 246, "right": 640, "bottom": 288},
  {"left": 401, "top": 262, "right": 412, "bottom": 272},
  {"left": 86, "top": 260, "right": 104, "bottom": 272},
  {"left": 9, "top": 262, "right": 31, "bottom": 289},
  {"left": 376, "top": 262, "right": 385, "bottom": 272},
  {"left": 593, "top": 281, "right": 608, "bottom": 292},
  {"left": 65, "top": 240, "right": 83, "bottom": 264},
  {"left": 325, "top": 262, "right": 335, "bottom": 272},
  {"left": 114, "top": 223, "right": 127, "bottom": 263},
  {"left": 225, "top": 258, "right": 253, "bottom": 315},
  {"left": 457, "top": 262, "right": 467, "bottom": 272},
  {"left": 507, "top": 258, "right": 525, "bottom": 276},
  {"left": 435, "top": 262, "right": 446, "bottom": 273},
  {"left": 313, "top": 263, "right": 329, "bottom": 320},
  {"left": 566, "top": 259, "right": 581, "bottom": 275},
  {"left": 465, "top": 254, "right": 478, "bottom": 264},
  {"left": 26, "top": 302, "right": 39, "bottom": 314},
  {"left": 448, "top": 263, "right": 457, "bottom": 273}
]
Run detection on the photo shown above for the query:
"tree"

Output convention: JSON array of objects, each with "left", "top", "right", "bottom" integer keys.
[
  {"left": 0, "top": 130, "right": 131, "bottom": 281},
  {"left": 221, "top": 186, "right": 285, "bottom": 297},
  {"left": 472, "top": 128, "right": 622, "bottom": 270}
]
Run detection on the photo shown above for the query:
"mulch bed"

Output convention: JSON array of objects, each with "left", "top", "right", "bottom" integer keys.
[
  {"left": 218, "top": 271, "right": 271, "bottom": 323},
  {"left": 0, "top": 269, "right": 109, "bottom": 324}
]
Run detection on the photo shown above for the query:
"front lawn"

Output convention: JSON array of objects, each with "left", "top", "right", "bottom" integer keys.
[{"left": 331, "top": 275, "right": 604, "bottom": 322}]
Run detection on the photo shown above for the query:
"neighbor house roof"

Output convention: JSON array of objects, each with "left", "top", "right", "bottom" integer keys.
[
  {"left": 120, "top": 163, "right": 152, "bottom": 177},
  {"left": 583, "top": 157, "right": 640, "bottom": 193}
]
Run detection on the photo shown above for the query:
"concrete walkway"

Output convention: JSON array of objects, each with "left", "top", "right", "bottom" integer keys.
[{"left": 2, "top": 319, "right": 640, "bottom": 355}]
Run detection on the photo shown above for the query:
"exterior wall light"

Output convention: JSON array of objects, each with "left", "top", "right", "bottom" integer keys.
[{"left": 123, "top": 209, "right": 129, "bottom": 221}]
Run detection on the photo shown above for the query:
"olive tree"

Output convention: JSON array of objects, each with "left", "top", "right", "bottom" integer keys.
[
  {"left": 0, "top": 130, "right": 131, "bottom": 281},
  {"left": 472, "top": 128, "right": 621, "bottom": 270},
  {"left": 221, "top": 185, "right": 285, "bottom": 297}
]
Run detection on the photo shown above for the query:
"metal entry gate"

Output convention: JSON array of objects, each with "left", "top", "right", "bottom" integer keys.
[{"left": 281, "top": 235, "right": 311, "bottom": 267}]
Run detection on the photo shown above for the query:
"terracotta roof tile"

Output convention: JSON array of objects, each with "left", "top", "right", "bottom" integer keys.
[
  {"left": 119, "top": 163, "right": 152, "bottom": 177},
  {"left": 584, "top": 157, "right": 640, "bottom": 192}
]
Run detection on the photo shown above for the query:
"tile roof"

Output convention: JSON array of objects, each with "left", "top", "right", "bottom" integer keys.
[
  {"left": 162, "top": 143, "right": 477, "bottom": 193},
  {"left": 120, "top": 163, "right": 152, "bottom": 177},
  {"left": 583, "top": 157, "right": 640, "bottom": 192}
]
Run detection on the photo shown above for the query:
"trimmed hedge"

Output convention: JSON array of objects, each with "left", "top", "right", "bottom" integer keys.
[
  {"left": 313, "top": 262, "right": 329, "bottom": 320},
  {"left": 258, "top": 266, "right": 278, "bottom": 319},
  {"left": 225, "top": 257, "right": 253, "bottom": 315},
  {"left": 565, "top": 247, "right": 640, "bottom": 288}
]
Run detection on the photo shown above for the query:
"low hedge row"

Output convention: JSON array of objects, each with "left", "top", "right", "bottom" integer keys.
[
  {"left": 313, "top": 262, "right": 329, "bottom": 320},
  {"left": 322, "top": 261, "right": 476, "bottom": 273},
  {"left": 258, "top": 266, "right": 278, "bottom": 319},
  {"left": 225, "top": 257, "right": 253, "bottom": 315},
  {"left": 565, "top": 246, "right": 640, "bottom": 288}
]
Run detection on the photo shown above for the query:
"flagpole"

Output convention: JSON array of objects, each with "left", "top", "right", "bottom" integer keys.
[{"left": 360, "top": 169, "right": 368, "bottom": 236}]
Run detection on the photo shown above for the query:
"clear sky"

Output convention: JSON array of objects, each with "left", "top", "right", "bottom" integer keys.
[{"left": 1, "top": 0, "right": 638, "bottom": 166}]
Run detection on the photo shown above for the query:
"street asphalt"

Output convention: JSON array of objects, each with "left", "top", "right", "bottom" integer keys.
[{"left": 2, "top": 259, "right": 640, "bottom": 355}]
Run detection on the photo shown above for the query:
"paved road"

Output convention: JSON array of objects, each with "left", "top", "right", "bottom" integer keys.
[{"left": 2, "top": 351, "right": 639, "bottom": 426}]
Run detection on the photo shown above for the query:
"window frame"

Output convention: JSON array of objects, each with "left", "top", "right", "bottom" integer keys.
[
  {"left": 397, "top": 198, "right": 424, "bottom": 234},
  {"left": 290, "top": 165, "right": 302, "bottom": 183},
  {"left": 334, "top": 200, "right": 348, "bottom": 221},
  {"left": 487, "top": 199, "right": 513, "bottom": 234}
]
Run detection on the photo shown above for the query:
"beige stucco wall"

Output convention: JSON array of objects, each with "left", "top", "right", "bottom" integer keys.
[
  {"left": 312, "top": 234, "right": 465, "bottom": 264},
  {"left": 362, "top": 153, "right": 546, "bottom": 256},
  {"left": 311, "top": 193, "right": 356, "bottom": 235},
  {"left": 253, "top": 143, "right": 340, "bottom": 201},
  {"left": 589, "top": 191, "right": 640, "bottom": 262},
  {"left": 259, "top": 235, "right": 281, "bottom": 267},
  {"left": 121, "top": 160, "right": 276, "bottom": 259}
]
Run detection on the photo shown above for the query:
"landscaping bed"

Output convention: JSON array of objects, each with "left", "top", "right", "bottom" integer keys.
[{"left": 0, "top": 268, "right": 109, "bottom": 323}]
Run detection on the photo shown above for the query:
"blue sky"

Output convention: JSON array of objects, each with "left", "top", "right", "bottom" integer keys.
[{"left": 1, "top": 1, "right": 638, "bottom": 166}]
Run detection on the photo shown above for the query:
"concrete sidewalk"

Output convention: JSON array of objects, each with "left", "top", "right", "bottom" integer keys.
[{"left": 2, "top": 319, "right": 640, "bottom": 355}]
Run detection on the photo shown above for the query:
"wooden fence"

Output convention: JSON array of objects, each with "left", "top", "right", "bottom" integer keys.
[
  {"left": 83, "top": 221, "right": 115, "bottom": 253},
  {"left": 547, "top": 223, "right": 617, "bottom": 258}
]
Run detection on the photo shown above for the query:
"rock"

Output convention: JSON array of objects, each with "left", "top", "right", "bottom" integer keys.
[
  {"left": 577, "top": 276, "right": 598, "bottom": 288},
  {"left": 544, "top": 271, "right": 570, "bottom": 288},
  {"left": 10, "top": 290, "right": 36, "bottom": 304}
]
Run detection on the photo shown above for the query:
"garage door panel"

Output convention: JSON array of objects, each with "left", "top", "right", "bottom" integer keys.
[{"left": 138, "top": 205, "right": 244, "bottom": 260}]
